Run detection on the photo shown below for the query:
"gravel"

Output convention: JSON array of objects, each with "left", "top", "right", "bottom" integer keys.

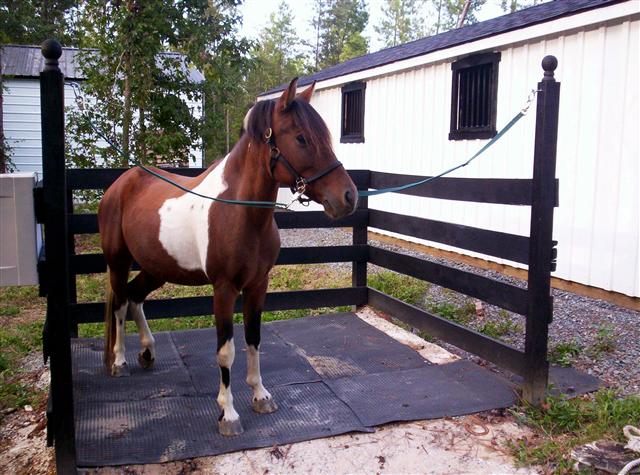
[{"left": 279, "top": 227, "right": 640, "bottom": 397}]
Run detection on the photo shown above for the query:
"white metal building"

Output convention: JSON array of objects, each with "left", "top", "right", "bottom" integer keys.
[
  {"left": 261, "top": 0, "right": 639, "bottom": 297},
  {"left": 1, "top": 45, "right": 205, "bottom": 173}
]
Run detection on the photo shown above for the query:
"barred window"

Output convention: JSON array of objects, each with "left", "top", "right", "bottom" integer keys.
[
  {"left": 340, "top": 81, "right": 365, "bottom": 143},
  {"left": 449, "top": 52, "right": 501, "bottom": 140}
]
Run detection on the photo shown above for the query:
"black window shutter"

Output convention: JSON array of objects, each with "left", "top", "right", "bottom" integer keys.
[
  {"left": 341, "top": 81, "right": 366, "bottom": 143},
  {"left": 449, "top": 52, "right": 501, "bottom": 141}
]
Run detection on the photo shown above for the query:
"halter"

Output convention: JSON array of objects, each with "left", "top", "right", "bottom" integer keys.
[{"left": 264, "top": 128, "right": 344, "bottom": 206}]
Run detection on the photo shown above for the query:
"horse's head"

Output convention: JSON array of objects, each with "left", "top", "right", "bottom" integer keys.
[{"left": 246, "top": 78, "right": 358, "bottom": 219}]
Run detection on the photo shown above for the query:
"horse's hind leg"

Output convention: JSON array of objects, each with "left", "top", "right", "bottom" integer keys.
[
  {"left": 127, "top": 270, "right": 164, "bottom": 369},
  {"left": 214, "top": 281, "right": 243, "bottom": 436},
  {"left": 243, "top": 277, "right": 277, "bottom": 414},
  {"left": 108, "top": 261, "right": 131, "bottom": 377}
]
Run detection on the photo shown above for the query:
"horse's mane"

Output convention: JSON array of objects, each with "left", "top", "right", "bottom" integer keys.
[{"left": 244, "top": 98, "right": 332, "bottom": 155}]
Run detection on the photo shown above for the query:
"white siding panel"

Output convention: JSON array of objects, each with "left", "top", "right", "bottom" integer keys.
[
  {"left": 308, "top": 17, "right": 640, "bottom": 296},
  {"left": 3, "top": 79, "right": 204, "bottom": 173}
]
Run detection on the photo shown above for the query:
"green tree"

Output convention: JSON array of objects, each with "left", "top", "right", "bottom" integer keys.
[
  {"left": 248, "top": 1, "right": 307, "bottom": 94},
  {"left": 0, "top": 0, "right": 80, "bottom": 46},
  {"left": 1, "top": 0, "right": 81, "bottom": 172},
  {"left": 309, "top": 0, "right": 331, "bottom": 71},
  {"left": 500, "top": 0, "right": 547, "bottom": 13},
  {"left": 430, "top": 0, "right": 485, "bottom": 33},
  {"left": 212, "top": 1, "right": 307, "bottom": 158},
  {"left": 66, "top": 0, "right": 248, "bottom": 168},
  {"left": 375, "top": 0, "right": 426, "bottom": 48},
  {"left": 319, "top": 0, "right": 369, "bottom": 68}
]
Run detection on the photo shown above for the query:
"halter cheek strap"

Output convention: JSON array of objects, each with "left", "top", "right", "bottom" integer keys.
[{"left": 264, "top": 128, "right": 343, "bottom": 205}]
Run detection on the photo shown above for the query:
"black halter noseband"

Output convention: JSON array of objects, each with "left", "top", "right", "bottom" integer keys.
[{"left": 265, "top": 128, "right": 343, "bottom": 205}]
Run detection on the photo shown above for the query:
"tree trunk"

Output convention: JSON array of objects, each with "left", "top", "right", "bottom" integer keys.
[
  {"left": 435, "top": 0, "right": 443, "bottom": 34},
  {"left": 225, "top": 107, "right": 230, "bottom": 154},
  {"left": 122, "top": 52, "right": 132, "bottom": 167},
  {"left": 457, "top": 0, "right": 472, "bottom": 28},
  {"left": 0, "top": 50, "right": 6, "bottom": 173},
  {"left": 139, "top": 106, "right": 146, "bottom": 163}
]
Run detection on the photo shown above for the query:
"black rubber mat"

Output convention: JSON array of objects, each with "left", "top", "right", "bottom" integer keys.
[
  {"left": 509, "top": 365, "right": 602, "bottom": 396},
  {"left": 71, "top": 312, "right": 600, "bottom": 467},
  {"left": 170, "top": 326, "right": 320, "bottom": 395},
  {"left": 325, "top": 360, "right": 517, "bottom": 426},
  {"left": 269, "top": 313, "right": 431, "bottom": 378},
  {"left": 75, "top": 383, "right": 368, "bottom": 467},
  {"left": 72, "top": 332, "right": 196, "bottom": 402}
]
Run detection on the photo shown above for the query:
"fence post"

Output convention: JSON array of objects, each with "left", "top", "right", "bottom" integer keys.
[
  {"left": 523, "top": 56, "right": 560, "bottom": 405},
  {"left": 40, "top": 39, "right": 77, "bottom": 472},
  {"left": 352, "top": 171, "right": 370, "bottom": 304}
]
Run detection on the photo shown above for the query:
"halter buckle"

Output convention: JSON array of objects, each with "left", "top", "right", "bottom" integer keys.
[
  {"left": 295, "top": 177, "right": 307, "bottom": 194},
  {"left": 264, "top": 128, "right": 273, "bottom": 140}
]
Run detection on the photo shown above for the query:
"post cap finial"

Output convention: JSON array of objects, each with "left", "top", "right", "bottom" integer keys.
[
  {"left": 541, "top": 55, "right": 557, "bottom": 80},
  {"left": 41, "top": 39, "right": 62, "bottom": 70}
]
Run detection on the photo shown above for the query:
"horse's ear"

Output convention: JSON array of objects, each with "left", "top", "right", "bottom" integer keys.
[
  {"left": 297, "top": 81, "right": 316, "bottom": 103},
  {"left": 277, "top": 77, "right": 298, "bottom": 111}
]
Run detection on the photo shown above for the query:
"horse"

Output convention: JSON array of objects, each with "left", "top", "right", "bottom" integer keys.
[{"left": 98, "top": 78, "right": 358, "bottom": 436}]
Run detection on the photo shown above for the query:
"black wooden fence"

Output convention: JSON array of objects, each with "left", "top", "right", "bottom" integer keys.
[{"left": 37, "top": 40, "right": 560, "bottom": 473}]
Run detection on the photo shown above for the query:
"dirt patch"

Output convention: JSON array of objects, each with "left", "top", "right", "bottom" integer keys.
[{"left": 0, "top": 398, "right": 53, "bottom": 474}]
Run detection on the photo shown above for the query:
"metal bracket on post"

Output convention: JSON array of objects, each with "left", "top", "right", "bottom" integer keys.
[{"left": 523, "top": 55, "right": 561, "bottom": 406}]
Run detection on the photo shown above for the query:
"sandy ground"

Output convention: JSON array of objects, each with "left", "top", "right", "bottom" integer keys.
[{"left": 0, "top": 308, "right": 537, "bottom": 474}]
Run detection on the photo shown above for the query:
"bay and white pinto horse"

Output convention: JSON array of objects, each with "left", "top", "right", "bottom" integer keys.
[{"left": 98, "top": 79, "right": 357, "bottom": 435}]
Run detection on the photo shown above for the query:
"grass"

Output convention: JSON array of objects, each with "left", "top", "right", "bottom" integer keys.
[
  {"left": 509, "top": 389, "right": 640, "bottom": 473},
  {"left": 589, "top": 323, "right": 616, "bottom": 356},
  {"left": 426, "top": 300, "right": 476, "bottom": 326},
  {"left": 479, "top": 318, "right": 521, "bottom": 338},
  {"left": 0, "top": 319, "right": 46, "bottom": 413},
  {"left": 0, "top": 285, "right": 46, "bottom": 415},
  {"left": 548, "top": 341, "right": 582, "bottom": 367},
  {"left": 369, "top": 271, "right": 429, "bottom": 306}
]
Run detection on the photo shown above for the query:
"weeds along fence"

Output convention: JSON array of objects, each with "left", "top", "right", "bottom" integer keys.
[{"left": 36, "top": 39, "right": 560, "bottom": 473}]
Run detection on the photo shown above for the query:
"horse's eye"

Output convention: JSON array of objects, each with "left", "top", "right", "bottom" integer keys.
[{"left": 296, "top": 134, "right": 307, "bottom": 146}]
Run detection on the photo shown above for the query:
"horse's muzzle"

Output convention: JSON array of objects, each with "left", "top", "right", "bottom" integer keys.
[{"left": 322, "top": 185, "right": 358, "bottom": 219}]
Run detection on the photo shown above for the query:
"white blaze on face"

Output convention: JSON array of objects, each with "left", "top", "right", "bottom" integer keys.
[{"left": 157, "top": 156, "right": 229, "bottom": 274}]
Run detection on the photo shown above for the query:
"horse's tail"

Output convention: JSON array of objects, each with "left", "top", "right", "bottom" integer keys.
[{"left": 104, "top": 267, "right": 116, "bottom": 369}]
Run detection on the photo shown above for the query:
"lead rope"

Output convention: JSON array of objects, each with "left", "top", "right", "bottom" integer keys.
[
  {"left": 360, "top": 88, "right": 539, "bottom": 196},
  {"left": 67, "top": 81, "right": 537, "bottom": 208},
  {"left": 619, "top": 426, "right": 640, "bottom": 475}
]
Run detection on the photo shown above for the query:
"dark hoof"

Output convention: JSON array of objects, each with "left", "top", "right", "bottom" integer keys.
[
  {"left": 252, "top": 397, "right": 278, "bottom": 414},
  {"left": 219, "top": 418, "right": 244, "bottom": 437},
  {"left": 138, "top": 349, "right": 155, "bottom": 369},
  {"left": 110, "top": 362, "right": 130, "bottom": 377}
]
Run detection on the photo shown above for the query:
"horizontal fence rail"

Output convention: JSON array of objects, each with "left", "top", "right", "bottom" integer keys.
[
  {"left": 67, "top": 168, "right": 370, "bottom": 191},
  {"left": 70, "top": 287, "right": 368, "bottom": 324},
  {"left": 370, "top": 171, "right": 558, "bottom": 206},
  {"left": 368, "top": 246, "right": 528, "bottom": 315},
  {"left": 68, "top": 209, "right": 369, "bottom": 235},
  {"left": 369, "top": 209, "right": 530, "bottom": 264},
  {"left": 70, "top": 245, "right": 368, "bottom": 275},
  {"left": 368, "top": 288, "right": 526, "bottom": 376}
]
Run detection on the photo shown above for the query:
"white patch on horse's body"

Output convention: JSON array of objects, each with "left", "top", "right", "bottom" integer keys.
[
  {"left": 113, "top": 302, "right": 128, "bottom": 366},
  {"left": 130, "top": 302, "right": 155, "bottom": 358},
  {"left": 246, "top": 345, "right": 272, "bottom": 402},
  {"left": 217, "top": 339, "right": 239, "bottom": 421},
  {"left": 157, "top": 156, "right": 229, "bottom": 273}
]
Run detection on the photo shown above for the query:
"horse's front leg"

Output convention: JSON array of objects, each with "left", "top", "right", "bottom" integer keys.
[
  {"left": 214, "top": 281, "right": 243, "bottom": 436},
  {"left": 243, "top": 277, "right": 278, "bottom": 414}
]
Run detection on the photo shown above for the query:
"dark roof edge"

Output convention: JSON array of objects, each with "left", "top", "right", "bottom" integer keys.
[{"left": 259, "top": 0, "right": 627, "bottom": 97}]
